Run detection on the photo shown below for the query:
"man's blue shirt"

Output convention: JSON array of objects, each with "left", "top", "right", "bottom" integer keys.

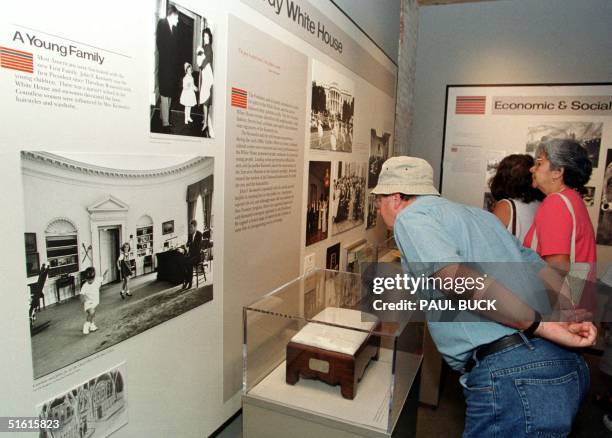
[{"left": 393, "top": 195, "right": 547, "bottom": 370}]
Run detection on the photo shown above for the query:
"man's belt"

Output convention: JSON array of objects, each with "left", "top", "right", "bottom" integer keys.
[{"left": 464, "top": 332, "right": 535, "bottom": 373}]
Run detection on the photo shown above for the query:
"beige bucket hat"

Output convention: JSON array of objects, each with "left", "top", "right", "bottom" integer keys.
[{"left": 371, "top": 156, "right": 440, "bottom": 196}]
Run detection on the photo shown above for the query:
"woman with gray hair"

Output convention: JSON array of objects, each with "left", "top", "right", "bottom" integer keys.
[{"left": 523, "top": 138, "right": 596, "bottom": 310}]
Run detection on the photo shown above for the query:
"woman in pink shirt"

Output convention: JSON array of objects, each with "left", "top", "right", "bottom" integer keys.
[{"left": 523, "top": 138, "right": 596, "bottom": 311}]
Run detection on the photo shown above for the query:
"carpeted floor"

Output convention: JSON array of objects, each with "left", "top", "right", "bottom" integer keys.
[{"left": 30, "top": 271, "right": 213, "bottom": 379}]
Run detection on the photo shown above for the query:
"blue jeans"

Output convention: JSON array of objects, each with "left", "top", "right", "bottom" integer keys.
[{"left": 460, "top": 336, "right": 589, "bottom": 437}]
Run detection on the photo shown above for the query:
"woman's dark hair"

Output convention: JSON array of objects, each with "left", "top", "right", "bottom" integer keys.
[
  {"left": 489, "top": 154, "right": 545, "bottom": 203},
  {"left": 203, "top": 28, "right": 213, "bottom": 46},
  {"left": 535, "top": 139, "right": 592, "bottom": 194}
]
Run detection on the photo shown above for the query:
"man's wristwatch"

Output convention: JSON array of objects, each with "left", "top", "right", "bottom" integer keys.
[{"left": 523, "top": 310, "right": 542, "bottom": 337}]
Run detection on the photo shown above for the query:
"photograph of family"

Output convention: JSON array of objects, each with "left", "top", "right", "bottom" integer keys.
[
  {"left": 151, "top": 1, "right": 215, "bottom": 138},
  {"left": 331, "top": 161, "right": 366, "bottom": 235},
  {"left": 306, "top": 161, "right": 331, "bottom": 246},
  {"left": 22, "top": 151, "right": 215, "bottom": 379}
]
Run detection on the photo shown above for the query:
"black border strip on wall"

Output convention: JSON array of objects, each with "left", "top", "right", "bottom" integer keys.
[
  {"left": 439, "top": 82, "right": 612, "bottom": 195},
  {"left": 329, "top": 0, "right": 398, "bottom": 66}
]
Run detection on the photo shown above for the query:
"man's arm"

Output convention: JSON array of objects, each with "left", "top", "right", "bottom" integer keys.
[
  {"left": 435, "top": 263, "right": 536, "bottom": 328},
  {"left": 433, "top": 263, "right": 596, "bottom": 348},
  {"left": 394, "top": 212, "right": 595, "bottom": 348},
  {"left": 194, "top": 231, "right": 203, "bottom": 254}
]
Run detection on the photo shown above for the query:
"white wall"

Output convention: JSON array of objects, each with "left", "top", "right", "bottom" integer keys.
[
  {"left": 410, "top": 0, "right": 612, "bottom": 186},
  {"left": 326, "top": 0, "right": 401, "bottom": 63}
]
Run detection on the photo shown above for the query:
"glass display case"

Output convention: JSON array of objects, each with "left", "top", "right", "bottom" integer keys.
[
  {"left": 243, "top": 269, "right": 424, "bottom": 436},
  {"left": 344, "top": 239, "right": 377, "bottom": 274},
  {"left": 377, "top": 235, "right": 444, "bottom": 408},
  {"left": 376, "top": 234, "right": 401, "bottom": 264}
]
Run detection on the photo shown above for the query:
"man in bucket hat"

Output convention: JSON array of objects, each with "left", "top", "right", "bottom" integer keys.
[{"left": 372, "top": 156, "right": 596, "bottom": 437}]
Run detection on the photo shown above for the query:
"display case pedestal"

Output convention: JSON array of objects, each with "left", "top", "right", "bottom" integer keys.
[{"left": 243, "top": 270, "right": 424, "bottom": 437}]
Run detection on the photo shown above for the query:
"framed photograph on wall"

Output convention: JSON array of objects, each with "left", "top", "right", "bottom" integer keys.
[
  {"left": 306, "top": 161, "right": 331, "bottom": 246},
  {"left": 25, "top": 232, "right": 37, "bottom": 253},
  {"left": 331, "top": 161, "right": 367, "bottom": 236},
  {"left": 343, "top": 238, "right": 368, "bottom": 273},
  {"left": 326, "top": 242, "right": 341, "bottom": 271},
  {"left": 21, "top": 151, "right": 215, "bottom": 379},
  {"left": 37, "top": 363, "right": 129, "bottom": 437},
  {"left": 150, "top": 2, "right": 215, "bottom": 138},
  {"left": 310, "top": 60, "right": 355, "bottom": 153},
  {"left": 162, "top": 220, "right": 175, "bottom": 235}
]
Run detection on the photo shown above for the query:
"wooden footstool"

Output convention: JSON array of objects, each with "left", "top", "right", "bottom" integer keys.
[{"left": 285, "top": 307, "right": 380, "bottom": 399}]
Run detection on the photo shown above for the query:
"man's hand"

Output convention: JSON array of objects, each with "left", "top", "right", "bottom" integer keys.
[{"left": 535, "top": 321, "right": 597, "bottom": 348}]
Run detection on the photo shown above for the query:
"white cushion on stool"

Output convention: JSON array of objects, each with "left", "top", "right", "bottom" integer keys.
[{"left": 290, "top": 307, "right": 377, "bottom": 356}]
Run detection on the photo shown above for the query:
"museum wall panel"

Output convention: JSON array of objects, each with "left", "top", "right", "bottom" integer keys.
[
  {"left": 410, "top": 0, "right": 612, "bottom": 262},
  {"left": 0, "top": 0, "right": 398, "bottom": 435}
]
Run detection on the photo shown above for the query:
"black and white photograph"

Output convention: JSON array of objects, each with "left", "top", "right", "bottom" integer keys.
[
  {"left": 368, "top": 129, "right": 391, "bottom": 188},
  {"left": 331, "top": 162, "right": 367, "bottom": 235},
  {"left": 151, "top": 2, "right": 215, "bottom": 138},
  {"left": 343, "top": 239, "right": 372, "bottom": 307},
  {"left": 582, "top": 186, "right": 596, "bottom": 207},
  {"left": 485, "top": 158, "right": 501, "bottom": 185},
  {"left": 37, "top": 364, "right": 128, "bottom": 438},
  {"left": 326, "top": 243, "right": 341, "bottom": 271},
  {"left": 22, "top": 152, "right": 215, "bottom": 379},
  {"left": 597, "top": 150, "right": 612, "bottom": 245},
  {"left": 344, "top": 239, "right": 367, "bottom": 274},
  {"left": 310, "top": 60, "right": 355, "bottom": 152},
  {"left": 525, "top": 122, "right": 602, "bottom": 168},
  {"left": 162, "top": 220, "right": 174, "bottom": 235},
  {"left": 306, "top": 161, "right": 331, "bottom": 246},
  {"left": 483, "top": 150, "right": 507, "bottom": 187},
  {"left": 366, "top": 193, "right": 378, "bottom": 229}
]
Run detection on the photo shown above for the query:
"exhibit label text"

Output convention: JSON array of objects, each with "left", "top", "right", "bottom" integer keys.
[
  {"left": 12, "top": 31, "right": 105, "bottom": 65},
  {"left": 262, "top": 0, "right": 343, "bottom": 53},
  {"left": 492, "top": 95, "right": 612, "bottom": 115}
]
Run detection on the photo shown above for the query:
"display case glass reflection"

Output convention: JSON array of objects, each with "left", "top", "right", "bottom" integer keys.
[{"left": 243, "top": 269, "right": 424, "bottom": 434}]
